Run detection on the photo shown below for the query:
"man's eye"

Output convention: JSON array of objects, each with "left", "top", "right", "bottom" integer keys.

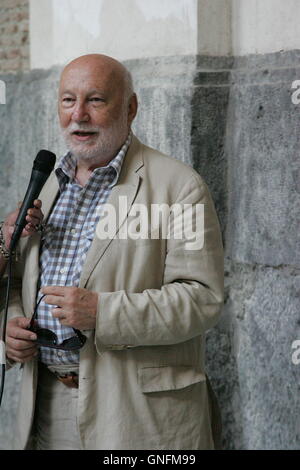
[
  {"left": 61, "top": 97, "right": 75, "bottom": 107},
  {"left": 89, "top": 97, "right": 104, "bottom": 102}
]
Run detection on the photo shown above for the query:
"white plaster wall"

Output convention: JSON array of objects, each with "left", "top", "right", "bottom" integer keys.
[
  {"left": 232, "top": 0, "right": 300, "bottom": 55},
  {"left": 30, "top": 0, "right": 300, "bottom": 69},
  {"left": 197, "top": 0, "right": 232, "bottom": 56},
  {"left": 30, "top": 0, "right": 198, "bottom": 69},
  {"left": 197, "top": 0, "right": 300, "bottom": 57}
]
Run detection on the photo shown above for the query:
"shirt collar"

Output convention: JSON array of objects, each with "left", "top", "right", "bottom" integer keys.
[{"left": 55, "top": 131, "right": 132, "bottom": 190}]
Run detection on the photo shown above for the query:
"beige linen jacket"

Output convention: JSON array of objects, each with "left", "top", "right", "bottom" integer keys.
[{"left": 8, "top": 135, "right": 224, "bottom": 450}]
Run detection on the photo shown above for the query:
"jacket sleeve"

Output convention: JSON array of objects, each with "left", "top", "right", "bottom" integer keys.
[
  {"left": 95, "top": 174, "right": 224, "bottom": 350},
  {"left": 0, "top": 255, "right": 26, "bottom": 369}
]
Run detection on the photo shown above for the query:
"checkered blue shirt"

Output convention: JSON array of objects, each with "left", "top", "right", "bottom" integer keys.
[{"left": 36, "top": 133, "right": 131, "bottom": 365}]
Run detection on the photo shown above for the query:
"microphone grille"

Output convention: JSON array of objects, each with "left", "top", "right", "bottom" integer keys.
[{"left": 33, "top": 150, "right": 56, "bottom": 174}]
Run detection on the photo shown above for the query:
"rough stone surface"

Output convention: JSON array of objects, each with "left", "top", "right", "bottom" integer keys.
[
  {"left": 0, "top": 68, "right": 64, "bottom": 218},
  {"left": 226, "top": 57, "right": 300, "bottom": 267},
  {"left": 0, "top": 52, "right": 299, "bottom": 450},
  {"left": 0, "top": 0, "right": 29, "bottom": 73},
  {"left": 207, "top": 261, "right": 300, "bottom": 449}
]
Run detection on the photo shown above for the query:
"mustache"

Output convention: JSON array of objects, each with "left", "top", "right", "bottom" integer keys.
[{"left": 65, "top": 124, "right": 100, "bottom": 133}]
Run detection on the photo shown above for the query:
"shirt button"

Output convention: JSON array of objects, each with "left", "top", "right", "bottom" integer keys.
[
  {"left": 57, "top": 351, "right": 63, "bottom": 357},
  {"left": 70, "top": 229, "right": 76, "bottom": 234},
  {"left": 60, "top": 268, "right": 67, "bottom": 274}
]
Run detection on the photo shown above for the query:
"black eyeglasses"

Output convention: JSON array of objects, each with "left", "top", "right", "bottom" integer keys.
[{"left": 27, "top": 294, "right": 87, "bottom": 351}]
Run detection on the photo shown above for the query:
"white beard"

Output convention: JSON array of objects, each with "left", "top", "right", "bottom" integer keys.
[{"left": 62, "top": 110, "right": 129, "bottom": 164}]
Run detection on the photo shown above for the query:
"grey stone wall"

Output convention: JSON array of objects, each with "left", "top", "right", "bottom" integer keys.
[
  {"left": 204, "top": 51, "right": 300, "bottom": 449},
  {"left": 0, "top": 52, "right": 299, "bottom": 449},
  {"left": 0, "top": 0, "right": 29, "bottom": 73}
]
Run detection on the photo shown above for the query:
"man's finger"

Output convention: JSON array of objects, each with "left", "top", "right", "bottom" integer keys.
[
  {"left": 33, "top": 199, "right": 42, "bottom": 209},
  {"left": 7, "top": 328, "right": 37, "bottom": 341},
  {"left": 7, "top": 350, "right": 38, "bottom": 363},
  {"left": 8, "top": 319, "right": 37, "bottom": 341},
  {"left": 7, "top": 337, "right": 38, "bottom": 351},
  {"left": 52, "top": 309, "right": 69, "bottom": 323},
  {"left": 41, "top": 286, "right": 68, "bottom": 296},
  {"left": 44, "top": 294, "right": 64, "bottom": 307},
  {"left": 15, "top": 317, "right": 33, "bottom": 329},
  {"left": 27, "top": 208, "right": 43, "bottom": 220},
  {"left": 23, "top": 224, "right": 35, "bottom": 234},
  {"left": 26, "top": 216, "right": 40, "bottom": 225}
]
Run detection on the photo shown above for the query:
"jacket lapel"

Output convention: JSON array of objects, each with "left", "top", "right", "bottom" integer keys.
[{"left": 79, "top": 135, "right": 144, "bottom": 288}]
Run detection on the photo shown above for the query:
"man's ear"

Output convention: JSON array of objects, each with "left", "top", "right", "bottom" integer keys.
[{"left": 128, "top": 93, "right": 138, "bottom": 125}]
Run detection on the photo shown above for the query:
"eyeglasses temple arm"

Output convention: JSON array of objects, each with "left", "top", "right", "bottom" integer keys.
[{"left": 29, "top": 294, "right": 47, "bottom": 329}]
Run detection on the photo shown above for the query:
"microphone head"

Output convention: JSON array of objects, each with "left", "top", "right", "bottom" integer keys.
[{"left": 33, "top": 150, "right": 56, "bottom": 175}]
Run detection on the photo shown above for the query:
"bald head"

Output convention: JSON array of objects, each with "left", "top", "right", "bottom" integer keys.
[
  {"left": 60, "top": 54, "right": 134, "bottom": 105},
  {"left": 58, "top": 54, "right": 138, "bottom": 166}
]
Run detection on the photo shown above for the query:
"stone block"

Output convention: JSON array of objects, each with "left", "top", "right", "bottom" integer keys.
[
  {"left": 225, "top": 54, "right": 300, "bottom": 267},
  {"left": 206, "top": 261, "right": 300, "bottom": 449},
  {"left": 6, "top": 48, "right": 20, "bottom": 59},
  {"left": 5, "top": 23, "right": 18, "bottom": 35}
]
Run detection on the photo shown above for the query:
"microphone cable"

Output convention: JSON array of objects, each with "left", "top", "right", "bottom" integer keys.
[{"left": 0, "top": 248, "right": 13, "bottom": 408}]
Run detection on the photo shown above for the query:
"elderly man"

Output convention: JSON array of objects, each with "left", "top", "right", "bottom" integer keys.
[{"left": 5, "top": 54, "right": 224, "bottom": 450}]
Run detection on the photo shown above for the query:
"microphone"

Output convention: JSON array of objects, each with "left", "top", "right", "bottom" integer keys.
[{"left": 10, "top": 150, "right": 56, "bottom": 252}]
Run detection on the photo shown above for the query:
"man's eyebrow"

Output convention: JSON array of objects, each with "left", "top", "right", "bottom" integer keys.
[
  {"left": 59, "top": 89, "right": 106, "bottom": 96},
  {"left": 60, "top": 89, "right": 76, "bottom": 96}
]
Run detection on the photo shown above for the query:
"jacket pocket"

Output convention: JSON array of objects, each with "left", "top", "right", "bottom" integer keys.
[{"left": 138, "top": 365, "right": 206, "bottom": 393}]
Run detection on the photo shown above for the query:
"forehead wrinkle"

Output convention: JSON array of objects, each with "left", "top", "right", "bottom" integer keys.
[
  {"left": 60, "top": 88, "right": 106, "bottom": 96},
  {"left": 60, "top": 60, "right": 127, "bottom": 98}
]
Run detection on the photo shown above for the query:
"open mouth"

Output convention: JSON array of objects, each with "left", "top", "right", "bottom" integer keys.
[
  {"left": 71, "top": 130, "right": 98, "bottom": 142},
  {"left": 72, "top": 131, "right": 98, "bottom": 136}
]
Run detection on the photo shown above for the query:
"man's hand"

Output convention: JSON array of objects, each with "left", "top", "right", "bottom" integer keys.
[
  {"left": 41, "top": 286, "right": 99, "bottom": 330},
  {"left": 6, "top": 317, "right": 38, "bottom": 363},
  {"left": 2, "top": 199, "right": 44, "bottom": 249}
]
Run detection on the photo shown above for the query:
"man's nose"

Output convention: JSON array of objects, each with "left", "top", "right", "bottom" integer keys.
[{"left": 71, "top": 102, "right": 89, "bottom": 122}]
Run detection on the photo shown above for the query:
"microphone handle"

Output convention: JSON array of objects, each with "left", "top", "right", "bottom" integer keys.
[{"left": 10, "top": 170, "right": 49, "bottom": 252}]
